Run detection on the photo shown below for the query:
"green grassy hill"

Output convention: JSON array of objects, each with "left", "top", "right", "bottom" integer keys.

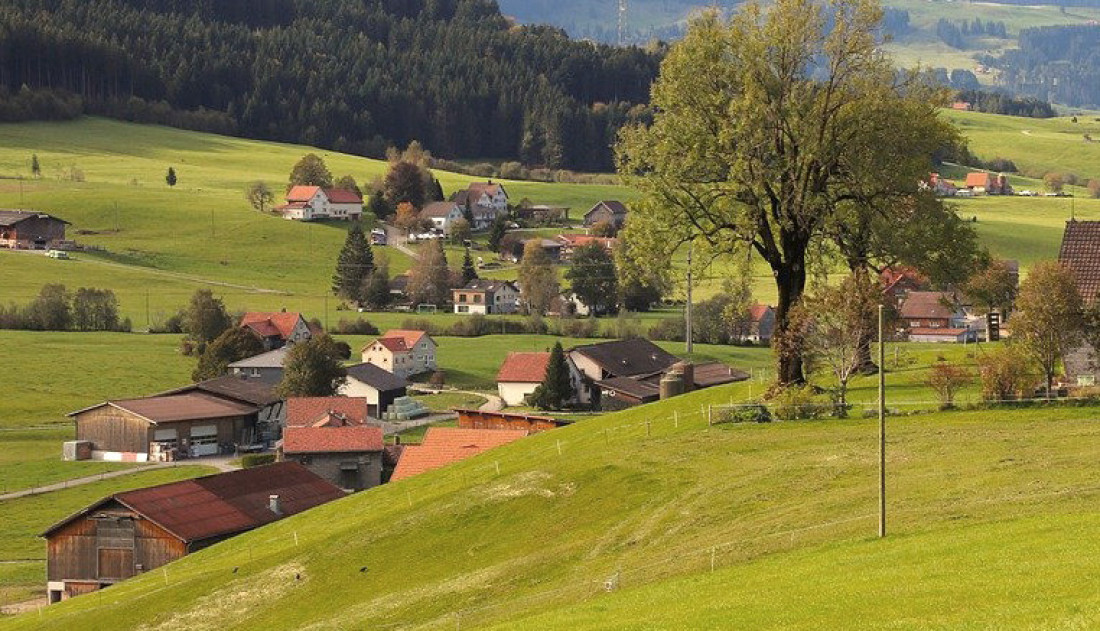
[{"left": 6, "top": 390, "right": 1100, "bottom": 629}]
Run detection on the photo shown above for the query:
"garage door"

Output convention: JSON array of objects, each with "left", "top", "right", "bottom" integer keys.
[
  {"left": 190, "top": 425, "right": 219, "bottom": 457},
  {"left": 153, "top": 428, "right": 177, "bottom": 441}
]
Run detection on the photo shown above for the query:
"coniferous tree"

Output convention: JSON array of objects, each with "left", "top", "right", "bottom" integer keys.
[
  {"left": 30, "top": 154, "right": 40, "bottom": 178},
  {"left": 461, "top": 248, "right": 478, "bottom": 285},
  {"left": 532, "top": 341, "right": 574, "bottom": 410},
  {"left": 332, "top": 223, "right": 374, "bottom": 302},
  {"left": 165, "top": 166, "right": 177, "bottom": 187}
]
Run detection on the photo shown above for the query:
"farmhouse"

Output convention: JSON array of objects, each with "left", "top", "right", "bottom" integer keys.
[
  {"left": 280, "top": 425, "right": 384, "bottom": 491},
  {"left": 154, "top": 375, "right": 285, "bottom": 445},
  {"left": 240, "top": 311, "right": 315, "bottom": 350},
  {"left": 41, "top": 462, "right": 343, "bottom": 603},
  {"left": 555, "top": 234, "right": 617, "bottom": 260},
  {"left": 390, "top": 427, "right": 527, "bottom": 481},
  {"left": 0, "top": 210, "right": 69, "bottom": 250},
  {"left": 455, "top": 408, "right": 570, "bottom": 433},
  {"left": 274, "top": 186, "right": 363, "bottom": 221},
  {"left": 899, "top": 291, "right": 976, "bottom": 342},
  {"left": 569, "top": 338, "right": 680, "bottom": 382},
  {"left": 286, "top": 397, "right": 370, "bottom": 427},
  {"left": 964, "top": 172, "right": 1012, "bottom": 195},
  {"left": 361, "top": 330, "right": 437, "bottom": 379},
  {"left": 1059, "top": 221, "right": 1100, "bottom": 384},
  {"left": 453, "top": 181, "right": 508, "bottom": 229},
  {"left": 503, "top": 238, "right": 563, "bottom": 263},
  {"left": 495, "top": 351, "right": 583, "bottom": 406},
  {"left": 420, "top": 201, "right": 466, "bottom": 234},
  {"left": 582, "top": 200, "right": 629, "bottom": 230},
  {"left": 339, "top": 363, "right": 408, "bottom": 417},
  {"left": 229, "top": 347, "right": 289, "bottom": 384},
  {"left": 880, "top": 266, "right": 929, "bottom": 306},
  {"left": 452, "top": 279, "right": 520, "bottom": 315},
  {"left": 926, "top": 172, "right": 958, "bottom": 197},
  {"left": 740, "top": 304, "right": 776, "bottom": 343},
  {"left": 69, "top": 392, "right": 262, "bottom": 461}
]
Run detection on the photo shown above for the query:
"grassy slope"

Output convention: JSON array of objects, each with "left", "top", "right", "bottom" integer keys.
[
  {"left": 0, "top": 117, "right": 635, "bottom": 324},
  {"left": 6, "top": 393, "right": 1100, "bottom": 629},
  {"left": 944, "top": 110, "right": 1100, "bottom": 181}
]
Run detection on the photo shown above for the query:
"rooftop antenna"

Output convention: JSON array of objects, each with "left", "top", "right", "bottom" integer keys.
[{"left": 617, "top": 0, "right": 627, "bottom": 46}]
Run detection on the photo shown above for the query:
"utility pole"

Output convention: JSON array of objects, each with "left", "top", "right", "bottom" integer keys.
[
  {"left": 878, "top": 304, "right": 886, "bottom": 538},
  {"left": 685, "top": 241, "right": 693, "bottom": 354}
]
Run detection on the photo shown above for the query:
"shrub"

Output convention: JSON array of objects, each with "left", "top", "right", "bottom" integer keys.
[
  {"left": 429, "top": 370, "right": 446, "bottom": 387},
  {"left": 555, "top": 317, "right": 598, "bottom": 339},
  {"left": 977, "top": 345, "right": 1038, "bottom": 402},
  {"left": 927, "top": 361, "right": 972, "bottom": 409},
  {"left": 240, "top": 454, "right": 276, "bottom": 468},
  {"left": 713, "top": 405, "right": 772, "bottom": 424},
  {"left": 648, "top": 316, "right": 685, "bottom": 342},
  {"left": 771, "top": 386, "right": 829, "bottom": 421},
  {"left": 333, "top": 318, "right": 379, "bottom": 335}
]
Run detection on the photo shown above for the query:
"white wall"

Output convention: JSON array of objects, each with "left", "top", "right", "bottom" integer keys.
[{"left": 498, "top": 382, "right": 538, "bottom": 406}]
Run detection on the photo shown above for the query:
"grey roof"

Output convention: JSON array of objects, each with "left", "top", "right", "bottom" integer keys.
[
  {"left": 569, "top": 338, "right": 679, "bottom": 379},
  {"left": 0, "top": 210, "right": 70, "bottom": 226},
  {"left": 421, "top": 201, "right": 462, "bottom": 218},
  {"left": 595, "top": 377, "right": 660, "bottom": 401},
  {"left": 155, "top": 375, "right": 281, "bottom": 406},
  {"left": 228, "top": 347, "right": 289, "bottom": 370},
  {"left": 584, "top": 200, "right": 628, "bottom": 219},
  {"left": 345, "top": 362, "right": 407, "bottom": 392}
]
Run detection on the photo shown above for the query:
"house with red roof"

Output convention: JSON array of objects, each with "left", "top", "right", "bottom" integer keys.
[
  {"left": 41, "top": 462, "right": 343, "bottom": 602},
  {"left": 899, "top": 291, "right": 976, "bottom": 343},
  {"left": 361, "top": 330, "right": 437, "bottom": 379},
  {"left": 274, "top": 186, "right": 363, "bottom": 221},
  {"left": 964, "top": 172, "right": 1012, "bottom": 195},
  {"left": 495, "top": 351, "right": 583, "bottom": 406},
  {"left": 555, "top": 234, "right": 618, "bottom": 260},
  {"left": 739, "top": 304, "right": 776, "bottom": 343},
  {"left": 240, "top": 311, "right": 315, "bottom": 350},
  {"left": 280, "top": 425, "right": 384, "bottom": 491},
  {"left": 286, "top": 397, "right": 370, "bottom": 428},
  {"left": 390, "top": 427, "right": 528, "bottom": 481}
]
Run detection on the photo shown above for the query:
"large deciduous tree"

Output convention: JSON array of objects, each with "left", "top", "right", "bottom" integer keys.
[
  {"left": 246, "top": 181, "right": 273, "bottom": 213},
  {"left": 332, "top": 223, "right": 374, "bottom": 302},
  {"left": 183, "top": 289, "right": 232, "bottom": 346},
  {"left": 384, "top": 161, "right": 427, "bottom": 209},
  {"left": 192, "top": 327, "right": 264, "bottom": 382},
  {"left": 617, "top": 0, "right": 959, "bottom": 386},
  {"left": 288, "top": 153, "right": 333, "bottom": 190},
  {"left": 518, "top": 240, "right": 559, "bottom": 315},
  {"left": 276, "top": 335, "right": 348, "bottom": 397},
  {"left": 565, "top": 242, "right": 618, "bottom": 317},
  {"left": 406, "top": 238, "right": 452, "bottom": 306},
  {"left": 1011, "top": 260, "right": 1083, "bottom": 397}
]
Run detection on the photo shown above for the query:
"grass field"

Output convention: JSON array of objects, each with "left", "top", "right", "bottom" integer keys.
[
  {"left": 6, "top": 390, "right": 1100, "bottom": 629},
  {"left": 0, "top": 465, "right": 216, "bottom": 610}
]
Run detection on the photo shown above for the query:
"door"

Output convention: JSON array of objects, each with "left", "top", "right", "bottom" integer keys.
[
  {"left": 190, "top": 425, "right": 219, "bottom": 457},
  {"left": 97, "top": 548, "right": 134, "bottom": 580}
]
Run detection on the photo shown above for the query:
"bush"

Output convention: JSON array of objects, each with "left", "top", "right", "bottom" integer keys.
[
  {"left": 927, "top": 361, "right": 972, "bottom": 409},
  {"left": 977, "top": 345, "right": 1038, "bottom": 402},
  {"left": 333, "top": 318, "right": 380, "bottom": 335},
  {"left": 449, "top": 314, "right": 492, "bottom": 337},
  {"left": 554, "top": 317, "right": 598, "bottom": 339},
  {"left": 649, "top": 317, "right": 685, "bottom": 342},
  {"left": 771, "top": 386, "right": 829, "bottom": 421},
  {"left": 150, "top": 310, "right": 185, "bottom": 334},
  {"left": 240, "top": 454, "right": 276, "bottom": 468},
  {"left": 712, "top": 405, "right": 772, "bottom": 424}
]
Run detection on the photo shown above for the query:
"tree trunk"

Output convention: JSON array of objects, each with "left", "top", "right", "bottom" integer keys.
[{"left": 773, "top": 257, "right": 807, "bottom": 386}]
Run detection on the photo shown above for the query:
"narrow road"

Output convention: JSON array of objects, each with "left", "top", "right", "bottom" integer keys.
[
  {"left": 0, "top": 458, "right": 237, "bottom": 502},
  {"left": 383, "top": 223, "right": 420, "bottom": 260}
]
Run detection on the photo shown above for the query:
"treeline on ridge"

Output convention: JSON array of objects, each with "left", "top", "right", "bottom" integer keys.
[
  {"left": 985, "top": 24, "right": 1100, "bottom": 108},
  {"left": 0, "top": 0, "right": 659, "bottom": 171}
]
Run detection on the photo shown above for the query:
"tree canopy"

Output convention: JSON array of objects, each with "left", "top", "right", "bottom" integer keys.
[
  {"left": 288, "top": 153, "right": 333, "bottom": 189},
  {"left": 276, "top": 335, "right": 348, "bottom": 398},
  {"left": 565, "top": 243, "right": 618, "bottom": 316}
]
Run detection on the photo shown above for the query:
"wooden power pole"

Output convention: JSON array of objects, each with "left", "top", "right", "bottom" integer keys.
[{"left": 878, "top": 304, "right": 886, "bottom": 538}]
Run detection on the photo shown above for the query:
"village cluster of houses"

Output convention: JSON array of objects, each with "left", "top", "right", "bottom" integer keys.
[
  {"left": 884, "top": 264, "right": 1018, "bottom": 344},
  {"left": 927, "top": 171, "right": 1015, "bottom": 197}
]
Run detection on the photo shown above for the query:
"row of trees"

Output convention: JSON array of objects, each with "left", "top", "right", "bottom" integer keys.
[
  {"left": 0, "top": 284, "right": 130, "bottom": 332},
  {"left": 0, "top": 0, "right": 659, "bottom": 170},
  {"left": 989, "top": 24, "right": 1100, "bottom": 108}
]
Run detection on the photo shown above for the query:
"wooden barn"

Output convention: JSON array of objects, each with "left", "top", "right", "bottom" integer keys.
[
  {"left": 41, "top": 462, "right": 344, "bottom": 603},
  {"left": 69, "top": 392, "right": 261, "bottom": 461},
  {"left": 0, "top": 209, "right": 69, "bottom": 249},
  {"left": 454, "top": 408, "right": 570, "bottom": 433}
]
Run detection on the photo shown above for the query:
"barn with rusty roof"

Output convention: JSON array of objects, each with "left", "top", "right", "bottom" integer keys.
[{"left": 41, "top": 462, "right": 343, "bottom": 603}]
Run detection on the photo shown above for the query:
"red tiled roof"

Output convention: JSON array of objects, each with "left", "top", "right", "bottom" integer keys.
[
  {"left": 1059, "top": 221, "right": 1100, "bottom": 302},
  {"left": 240, "top": 312, "right": 305, "bottom": 341},
  {"left": 382, "top": 330, "right": 428, "bottom": 347},
  {"left": 467, "top": 182, "right": 505, "bottom": 199},
  {"left": 747, "top": 304, "right": 772, "bottom": 322},
  {"left": 43, "top": 462, "right": 344, "bottom": 543},
  {"left": 323, "top": 188, "right": 363, "bottom": 204},
  {"left": 282, "top": 426, "right": 383, "bottom": 454},
  {"left": 496, "top": 352, "right": 550, "bottom": 384},
  {"left": 390, "top": 428, "right": 527, "bottom": 481},
  {"left": 965, "top": 172, "right": 992, "bottom": 188},
  {"left": 286, "top": 397, "right": 369, "bottom": 427},
  {"left": 880, "top": 266, "right": 928, "bottom": 294},
  {"left": 286, "top": 185, "right": 322, "bottom": 202},
  {"left": 373, "top": 337, "right": 409, "bottom": 353}
]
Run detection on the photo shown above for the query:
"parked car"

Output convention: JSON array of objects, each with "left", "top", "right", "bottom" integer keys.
[{"left": 46, "top": 249, "right": 69, "bottom": 259}]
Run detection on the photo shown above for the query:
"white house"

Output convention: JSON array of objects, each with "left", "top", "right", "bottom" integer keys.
[
  {"left": 454, "top": 181, "right": 509, "bottom": 230},
  {"left": 420, "top": 202, "right": 466, "bottom": 235},
  {"left": 339, "top": 363, "right": 409, "bottom": 417},
  {"left": 495, "top": 351, "right": 583, "bottom": 406},
  {"left": 452, "top": 279, "right": 520, "bottom": 315},
  {"left": 275, "top": 186, "right": 363, "bottom": 221},
  {"left": 228, "top": 347, "right": 290, "bottom": 384},
  {"left": 361, "top": 330, "right": 437, "bottom": 379}
]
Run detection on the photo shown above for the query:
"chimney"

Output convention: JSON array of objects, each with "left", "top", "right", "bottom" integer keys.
[{"left": 269, "top": 494, "right": 282, "bottom": 515}]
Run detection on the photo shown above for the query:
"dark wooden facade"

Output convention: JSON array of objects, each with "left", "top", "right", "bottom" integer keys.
[
  {"left": 0, "top": 212, "right": 68, "bottom": 249},
  {"left": 45, "top": 500, "right": 186, "bottom": 601},
  {"left": 74, "top": 405, "right": 251, "bottom": 457}
]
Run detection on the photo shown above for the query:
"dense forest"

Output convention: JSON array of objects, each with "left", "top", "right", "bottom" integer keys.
[
  {"left": 0, "top": 0, "right": 660, "bottom": 171},
  {"left": 987, "top": 24, "right": 1100, "bottom": 108}
]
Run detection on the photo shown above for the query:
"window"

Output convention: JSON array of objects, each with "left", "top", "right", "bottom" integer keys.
[
  {"left": 459, "top": 294, "right": 467, "bottom": 303},
  {"left": 474, "top": 294, "right": 482, "bottom": 304},
  {"left": 458, "top": 305, "right": 468, "bottom": 313}
]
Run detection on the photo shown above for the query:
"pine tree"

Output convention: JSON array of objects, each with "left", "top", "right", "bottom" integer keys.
[
  {"left": 30, "top": 154, "right": 40, "bottom": 178},
  {"left": 332, "top": 223, "right": 374, "bottom": 302},
  {"left": 533, "top": 341, "right": 574, "bottom": 410},
  {"left": 488, "top": 216, "right": 508, "bottom": 251},
  {"left": 165, "top": 166, "right": 177, "bottom": 187},
  {"left": 461, "top": 248, "right": 478, "bottom": 285}
]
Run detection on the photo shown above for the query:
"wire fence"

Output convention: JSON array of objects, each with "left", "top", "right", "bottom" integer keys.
[{"left": 20, "top": 402, "right": 1100, "bottom": 629}]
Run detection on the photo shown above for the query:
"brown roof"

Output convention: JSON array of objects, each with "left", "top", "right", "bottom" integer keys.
[
  {"left": 286, "top": 397, "right": 369, "bottom": 427},
  {"left": 155, "top": 375, "right": 280, "bottom": 407},
  {"left": 467, "top": 182, "right": 506, "bottom": 199},
  {"left": 323, "top": 188, "right": 363, "bottom": 204},
  {"left": 282, "top": 426, "right": 384, "bottom": 454},
  {"left": 390, "top": 428, "right": 527, "bottom": 481},
  {"left": 70, "top": 392, "right": 258, "bottom": 423},
  {"left": 596, "top": 377, "right": 660, "bottom": 401},
  {"left": 584, "top": 200, "right": 628, "bottom": 219},
  {"left": 496, "top": 352, "right": 550, "bottom": 384},
  {"left": 899, "top": 292, "right": 957, "bottom": 320},
  {"left": 0, "top": 210, "right": 70, "bottom": 226},
  {"left": 570, "top": 338, "right": 679, "bottom": 379},
  {"left": 421, "top": 201, "right": 462, "bottom": 218},
  {"left": 43, "top": 462, "right": 344, "bottom": 542},
  {"left": 240, "top": 312, "right": 305, "bottom": 341},
  {"left": 910, "top": 327, "right": 970, "bottom": 336},
  {"left": 747, "top": 304, "right": 773, "bottom": 322},
  {"left": 1059, "top": 221, "right": 1100, "bottom": 302},
  {"left": 690, "top": 362, "right": 750, "bottom": 387}
]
